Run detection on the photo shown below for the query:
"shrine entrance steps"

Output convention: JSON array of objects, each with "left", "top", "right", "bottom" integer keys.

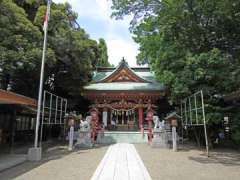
[{"left": 96, "top": 131, "right": 148, "bottom": 144}]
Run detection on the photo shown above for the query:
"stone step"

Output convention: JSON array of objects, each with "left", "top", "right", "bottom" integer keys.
[{"left": 96, "top": 131, "right": 148, "bottom": 144}]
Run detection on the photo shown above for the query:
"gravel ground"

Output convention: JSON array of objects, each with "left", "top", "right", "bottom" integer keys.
[
  {"left": 135, "top": 144, "right": 240, "bottom": 180},
  {"left": 0, "top": 143, "right": 239, "bottom": 180},
  {"left": 0, "top": 144, "right": 108, "bottom": 180}
]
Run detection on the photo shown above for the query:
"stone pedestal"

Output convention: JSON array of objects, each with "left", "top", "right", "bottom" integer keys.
[
  {"left": 151, "top": 129, "right": 169, "bottom": 148},
  {"left": 28, "top": 147, "right": 42, "bottom": 161},
  {"left": 75, "top": 131, "right": 92, "bottom": 148}
]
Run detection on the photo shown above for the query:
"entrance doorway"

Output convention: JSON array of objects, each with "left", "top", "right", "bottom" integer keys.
[{"left": 109, "top": 109, "right": 137, "bottom": 131}]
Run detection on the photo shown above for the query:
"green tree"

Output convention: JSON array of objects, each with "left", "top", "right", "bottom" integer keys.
[
  {"left": 33, "top": 2, "right": 100, "bottom": 109},
  {"left": 0, "top": 0, "right": 103, "bottom": 112},
  {"left": 111, "top": 0, "right": 240, "bottom": 146},
  {"left": 0, "top": 0, "right": 54, "bottom": 97},
  {"left": 13, "top": 0, "right": 43, "bottom": 21},
  {"left": 97, "top": 38, "right": 111, "bottom": 67}
]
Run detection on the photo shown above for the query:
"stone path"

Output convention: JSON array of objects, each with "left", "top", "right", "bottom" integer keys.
[{"left": 91, "top": 143, "right": 151, "bottom": 180}]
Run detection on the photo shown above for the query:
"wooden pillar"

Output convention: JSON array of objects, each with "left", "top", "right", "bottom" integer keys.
[
  {"left": 146, "top": 108, "right": 154, "bottom": 143},
  {"left": 138, "top": 107, "right": 143, "bottom": 129},
  {"left": 10, "top": 109, "right": 16, "bottom": 153},
  {"left": 90, "top": 108, "right": 99, "bottom": 143}
]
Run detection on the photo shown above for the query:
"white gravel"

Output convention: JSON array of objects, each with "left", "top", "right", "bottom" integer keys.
[
  {"left": 0, "top": 143, "right": 239, "bottom": 180},
  {"left": 135, "top": 144, "right": 240, "bottom": 180},
  {"left": 0, "top": 144, "right": 108, "bottom": 180}
]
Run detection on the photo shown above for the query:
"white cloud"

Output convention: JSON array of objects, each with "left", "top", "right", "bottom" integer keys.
[
  {"left": 107, "top": 38, "right": 139, "bottom": 66},
  {"left": 52, "top": 0, "right": 139, "bottom": 66}
]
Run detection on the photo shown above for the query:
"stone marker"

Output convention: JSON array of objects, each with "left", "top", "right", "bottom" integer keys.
[
  {"left": 68, "top": 126, "right": 74, "bottom": 151},
  {"left": 172, "top": 126, "right": 177, "bottom": 151}
]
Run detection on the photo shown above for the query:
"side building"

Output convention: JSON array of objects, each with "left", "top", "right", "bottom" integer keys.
[{"left": 0, "top": 89, "right": 37, "bottom": 153}]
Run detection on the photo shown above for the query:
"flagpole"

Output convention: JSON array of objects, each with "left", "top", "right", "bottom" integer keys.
[{"left": 34, "top": 0, "right": 51, "bottom": 148}]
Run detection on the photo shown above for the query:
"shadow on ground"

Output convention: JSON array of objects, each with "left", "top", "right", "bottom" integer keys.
[
  {"left": 189, "top": 148, "right": 240, "bottom": 166},
  {"left": 0, "top": 142, "right": 109, "bottom": 180}
]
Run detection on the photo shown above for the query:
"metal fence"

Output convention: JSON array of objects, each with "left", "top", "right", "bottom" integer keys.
[
  {"left": 180, "top": 90, "right": 209, "bottom": 156},
  {"left": 40, "top": 90, "right": 67, "bottom": 146}
]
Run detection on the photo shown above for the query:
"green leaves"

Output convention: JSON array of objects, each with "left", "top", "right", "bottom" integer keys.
[
  {"left": 112, "top": 0, "right": 240, "bottom": 97},
  {"left": 0, "top": 0, "right": 108, "bottom": 103},
  {"left": 0, "top": 0, "right": 42, "bottom": 92},
  {"left": 98, "top": 38, "right": 111, "bottom": 67},
  {"left": 112, "top": 0, "right": 240, "bottom": 137}
]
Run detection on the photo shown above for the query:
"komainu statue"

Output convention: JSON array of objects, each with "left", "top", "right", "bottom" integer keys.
[
  {"left": 80, "top": 116, "right": 91, "bottom": 132},
  {"left": 153, "top": 116, "right": 160, "bottom": 129}
]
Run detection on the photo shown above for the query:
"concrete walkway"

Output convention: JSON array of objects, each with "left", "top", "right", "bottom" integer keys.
[{"left": 91, "top": 143, "right": 151, "bottom": 180}]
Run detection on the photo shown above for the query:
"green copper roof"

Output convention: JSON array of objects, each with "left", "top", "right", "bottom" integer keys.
[
  {"left": 92, "top": 71, "right": 112, "bottom": 82},
  {"left": 84, "top": 59, "right": 165, "bottom": 92},
  {"left": 92, "top": 68, "right": 157, "bottom": 82},
  {"left": 84, "top": 82, "right": 165, "bottom": 91}
]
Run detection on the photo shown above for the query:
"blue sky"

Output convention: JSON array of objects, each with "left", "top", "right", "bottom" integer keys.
[{"left": 53, "top": 0, "right": 139, "bottom": 66}]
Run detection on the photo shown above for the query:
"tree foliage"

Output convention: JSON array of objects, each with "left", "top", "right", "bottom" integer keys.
[
  {"left": 34, "top": 2, "right": 100, "bottom": 97},
  {"left": 111, "top": 0, "right": 240, "bottom": 145},
  {"left": 0, "top": 0, "right": 48, "bottom": 97},
  {"left": 97, "top": 38, "right": 111, "bottom": 67},
  {"left": 0, "top": 0, "right": 109, "bottom": 111}
]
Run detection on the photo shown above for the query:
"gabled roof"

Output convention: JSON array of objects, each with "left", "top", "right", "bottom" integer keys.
[
  {"left": 97, "top": 59, "right": 148, "bottom": 83},
  {"left": 165, "top": 112, "right": 181, "bottom": 120},
  {"left": 84, "top": 59, "right": 166, "bottom": 92},
  {"left": 0, "top": 89, "right": 37, "bottom": 107}
]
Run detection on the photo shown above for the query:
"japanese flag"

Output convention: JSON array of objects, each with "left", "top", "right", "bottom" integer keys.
[{"left": 43, "top": 0, "right": 51, "bottom": 32}]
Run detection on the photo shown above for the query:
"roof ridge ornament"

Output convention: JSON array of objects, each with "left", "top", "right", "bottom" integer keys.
[
  {"left": 96, "top": 57, "right": 151, "bottom": 83},
  {"left": 120, "top": 57, "right": 128, "bottom": 65}
]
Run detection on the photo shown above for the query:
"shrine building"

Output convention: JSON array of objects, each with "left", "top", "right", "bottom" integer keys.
[{"left": 83, "top": 59, "right": 166, "bottom": 131}]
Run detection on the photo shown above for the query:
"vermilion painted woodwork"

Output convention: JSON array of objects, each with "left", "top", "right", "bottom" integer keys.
[
  {"left": 138, "top": 107, "right": 143, "bottom": 129},
  {"left": 146, "top": 108, "right": 154, "bottom": 143},
  {"left": 84, "top": 91, "right": 165, "bottom": 104}
]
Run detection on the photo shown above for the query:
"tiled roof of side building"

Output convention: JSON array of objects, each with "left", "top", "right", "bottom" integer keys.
[{"left": 0, "top": 89, "right": 37, "bottom": 107}]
